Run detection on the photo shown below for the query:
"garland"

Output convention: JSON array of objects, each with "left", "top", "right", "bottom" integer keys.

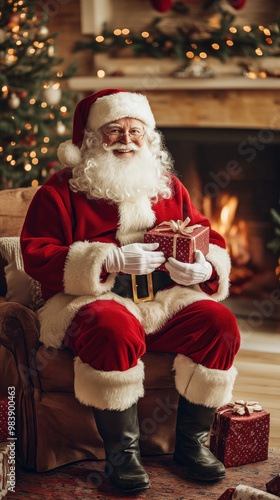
[{"left": 74, "top": 5, "right": 280, "bottom": 63}]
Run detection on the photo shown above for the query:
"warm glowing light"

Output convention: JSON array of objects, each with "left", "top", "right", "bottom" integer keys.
[
  {"left": 31, "top": 180, "right": 39, "bottom": 187},
  {"left": 57, "top": 71, "right": 63, "bottom": 77},
  {"left": 122, "top": 28, "right": 130, "bottom": 35},
  {"left": 97, "top": 69, "right": 106, "bottom": 78},
  {"left": 259, "top": 25, "right": 264, "bottom": 31},
  {"left": 16, "top": 130, "right": 21, "bottom": 135},
  {"left": 255, "top": 47, "right": 263, "bottom": 56},
  {"left": 0, "top": 147, "right": 3, "bottom": 152},
  {"left": 6, "top": 155, "right": 13, "bottom": 162},
  {"left": 200, "top": 52, "right": 207, "bottom": 59},
  {"left": 266, "top": 37, "right": 272, "bottom": 44},
  {"left": 125, "top": 39, "right": 132, "bottom": 44},
  {"left": 60, "top": 106, "right": 67, "bottom": 113},
  {"left": 11, "top": 141, "right": 16, "bottom": 146},
  {"left": 246, "top": 71, "right": 257, "bottom": 79},
  {"left": 212, "top": 43, "right": 220, "bottom": 50},
  {"left": 12, "top": 26, "right": 19, "bottom": 32},
  {"left": 191, "top": 43, "right": 197, "bottom": 49},
  {"left": 226, "top": 40, "right": 234, "bottom": 46},
  {"left": 186, "top": 51, "right": 194, "bottom": 58},
  {"left": 8, "top": 48, "right": 15, "bottom": 54},
  {"left": 25, "top": 123, "right": 32, "bottom": 130},
  {"left": 41, "top": 102, "right": 47, "bottom": 108},
  {"left": 229, "top": 27, "right": 237, "bottom": 33},
  {"left": 16, "top": 40, "right": 22, "bottom": 45},
  {"left": 243, "top": 25, "right": 252, "bottom": 32},
  {"left": 24, "top": 164, "right": 32, "bottom": 171},
  {"left": 41, "top": 147, "right": 48, "bottom": 154},
  {"left": 114, "top": 29, "right": 122, "bottom": 36},
  {"left": 49, "top": 113, "right": 55, "bottom": 119},
  {"left": 30, "top": 151, "right": 36, "bottom": 158},
  {"left": 28, "top": 47, "right": 35, "bottom": 54},
  {"left": 95, "top": 35, "right": 104, "bottom": 42},
  {"left": 259, "top": 71, "right": 267, "bottom": 78},
  {"left": 43, "top": 137, "right": 50, "bottom": 143},
  {"left": 141, "top": 31, "right": 149, "bottom": 38},
  {"left": 32, "top": 158, "right": 39, "bottom": 165},
  {"left": 2, "top": 85, "right": 8, "bottom": 92},
  {"left": 23, "top": 31, "right": 28, "bottom": 37},
  {"left": 10, "top": 160, "right": 16, "bottom": 166},
  {"left": 263, "top": 28, "right": 271, "bottom": 36},
  {"left": 53, "top": 82, "right": 60, "bottom": 89},
  {"left": 29, "top": 98, "right": 36, "bottom": 105}
]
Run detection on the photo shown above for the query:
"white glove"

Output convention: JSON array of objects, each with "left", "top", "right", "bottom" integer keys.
[
  {"left": 165, "top": 249, "right": 212, "bottom": 286},
  {"left": 105, "top": 243, "right": 166, "bottom": 275}
]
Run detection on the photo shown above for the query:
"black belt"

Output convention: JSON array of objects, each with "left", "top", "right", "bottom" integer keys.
[{"left": 111, "top": 271, "right": 175, "bottom": 303}]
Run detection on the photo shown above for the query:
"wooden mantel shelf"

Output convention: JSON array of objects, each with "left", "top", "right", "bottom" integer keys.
[
  {"left": 68, "top": 76, "right": 280, "bottom": 129},
  {"left": 69, "top": 75, "right": 280, "bottom": 91}
]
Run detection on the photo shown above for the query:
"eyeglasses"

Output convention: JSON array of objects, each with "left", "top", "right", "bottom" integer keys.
[{"left": 102, "top": 127, "right": 145, "bottom": 142}]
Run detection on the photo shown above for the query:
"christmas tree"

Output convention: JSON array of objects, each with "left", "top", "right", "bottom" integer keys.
[{"left": 0, "top": 0, "right": 80, "bottom": 189}]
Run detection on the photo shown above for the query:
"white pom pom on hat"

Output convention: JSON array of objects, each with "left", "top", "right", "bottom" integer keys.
[{"left": 57, "top": 88, "right": 156, "bottom": 168}]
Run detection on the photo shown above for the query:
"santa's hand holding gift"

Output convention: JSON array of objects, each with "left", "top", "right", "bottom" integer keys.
[{"left": 20, "top": 89, "right": 240, "bottom": 493}]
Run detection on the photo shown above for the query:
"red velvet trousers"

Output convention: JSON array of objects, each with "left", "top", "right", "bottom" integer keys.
[{"left": 64, "top": 299, "right": 240, "bottom": 372}]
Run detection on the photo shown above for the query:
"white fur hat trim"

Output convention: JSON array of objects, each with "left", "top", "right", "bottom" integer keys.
[{"left": 87, "top": 91, "right": 156, "bottom": 130}]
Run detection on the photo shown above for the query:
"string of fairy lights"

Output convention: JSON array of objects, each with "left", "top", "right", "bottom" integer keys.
[
  {"left": 73, "top": 10, "right": 280, "bottom": 80},
  {"left": 0, "top": 0, "right": 78, "bottom": 188}
]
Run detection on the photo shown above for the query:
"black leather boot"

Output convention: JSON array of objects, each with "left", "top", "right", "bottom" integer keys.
[
  {"left": 173, "top": 396, "right": 226, "bottom": 482},
  {"left": 92, "top": 403, "right": 150, "bottom": 493}
]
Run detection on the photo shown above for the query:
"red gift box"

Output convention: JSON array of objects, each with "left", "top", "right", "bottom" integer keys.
[
  {"left": 144, "top": 218, "right": 209, "bottom": 272},
  {"left": 266, "top": 474, "right": 280, "bottom": 496},
  {"left": 0, "top": 395, "right": 8, "bottom": 442},
  {"left": 210, "top": 401, "right": 270, "bottom": 468},
  {"left": 217, "top": 488, "right": 235, "bottom": 499}
]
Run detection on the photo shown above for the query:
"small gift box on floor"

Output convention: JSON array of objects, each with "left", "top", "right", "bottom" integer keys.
[
  {"left": 218, "top": 485, "right": 280, "bottom": 500},
  {"left": 0, "top": 396, "right": 8, "bottom": 443},
  {"left": 210, "top": 400, "right": 270, "bottom": 468},
  {"left": 144, "top": 217, "right": 209, "bottom": 272},
  {"left": 266, "top": 474, "right": 280, "bottom": 496}
]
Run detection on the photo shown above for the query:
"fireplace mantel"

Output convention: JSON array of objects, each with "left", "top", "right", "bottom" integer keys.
[{"left": 68, "top": 76, "right": 280, "bottom": 129}]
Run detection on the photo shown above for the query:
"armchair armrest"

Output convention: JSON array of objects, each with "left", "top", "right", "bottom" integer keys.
[{"left": 0, "top": 301, "right": 41, "bottom": 470}]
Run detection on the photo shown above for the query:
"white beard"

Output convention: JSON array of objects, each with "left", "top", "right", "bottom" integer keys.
[{"left": 69, "top": 142, "right": 172, "bottom": 204}]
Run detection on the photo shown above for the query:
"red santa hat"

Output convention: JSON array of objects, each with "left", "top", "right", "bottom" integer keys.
[{"left": 57, "top": 88, "right": 156, "bottom": 168}]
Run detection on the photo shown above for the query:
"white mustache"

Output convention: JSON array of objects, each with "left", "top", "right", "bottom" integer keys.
[{"left": 103, "top": 142, "right": 140, "bottom": 152}]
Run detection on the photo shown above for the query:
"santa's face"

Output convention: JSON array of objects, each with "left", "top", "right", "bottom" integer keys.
[{"left": 101, "top": 118, "right": 145, "bottom": 159}]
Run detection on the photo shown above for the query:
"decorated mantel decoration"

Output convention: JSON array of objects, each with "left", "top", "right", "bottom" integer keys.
[
  {"left": 144, "top": 217, "right": 209, "bottom": 272},
  {"left": 210, "top": 400, "right": 270, "bottom": 467},
  {"left": 74, "top": 2, "right": 280, "bottom": 75}
]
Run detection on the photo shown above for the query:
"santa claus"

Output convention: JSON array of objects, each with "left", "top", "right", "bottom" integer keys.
[{"left": 21, "top": 89, "right": 240, "bottom": 493}]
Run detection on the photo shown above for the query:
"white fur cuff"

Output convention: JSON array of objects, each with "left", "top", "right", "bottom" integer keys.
[
  {"left": 63, "top": 240, "right": 116, "bottom": 296},
  {"left": 173, "top": 354, "right": 237, "bottom": 408},
  {"left": 74, "top": 357, "right": 145, "bottom": 410}
]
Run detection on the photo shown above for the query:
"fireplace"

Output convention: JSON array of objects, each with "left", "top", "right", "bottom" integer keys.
[{"left": 160, "top": 126, "right": 280, "bottom": 334}]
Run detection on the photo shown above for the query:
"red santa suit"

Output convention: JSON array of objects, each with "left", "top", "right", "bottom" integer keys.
[{"left": 20, "top": 90, "right": 240, "bottom": 413}]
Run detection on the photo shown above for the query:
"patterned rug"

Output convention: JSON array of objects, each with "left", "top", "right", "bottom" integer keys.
[{"left": 5, "top": 450, "right": 280, "bottom": 500}]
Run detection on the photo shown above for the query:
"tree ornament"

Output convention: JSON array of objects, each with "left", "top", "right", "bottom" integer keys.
[
  {"left": 8, "top": 93, "right": 20, "bottom": 109},
  {"left": 38, "top": 25, "right": 49, "bottom": 36},
  {"left": 8, "top": 13, "right": 20, "bottom": 29},
  {"left": 56, "top": 121, "right": 66, "bottom": 135},
  {"left": 43, "top": 83, "right": 62, "bottom": 105},
  {"left": 150, "top": 0, "right": 172, "bottom": 12},
  {"left": 47, "top": 160, "right": 59, "bottom": 169},
  {"left": 227, "top": 0, "right": 247, "bottom": 9}
]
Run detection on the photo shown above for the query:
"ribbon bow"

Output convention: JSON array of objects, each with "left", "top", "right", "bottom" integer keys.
[
  {"left": 228, "top": 400, "right": 262, "bottom": 416},
  {"left": 155, "top": 217, "right": 202, "bottom": 236}
]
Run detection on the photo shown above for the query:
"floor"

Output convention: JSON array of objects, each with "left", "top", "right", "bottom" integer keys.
[{"left": 223, "top": 272, "right": 280, "bottom": 450}]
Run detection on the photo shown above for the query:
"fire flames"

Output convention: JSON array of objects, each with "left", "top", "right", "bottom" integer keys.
[{"left": 203, "top": 193, "right": 253, "bottom": 293}]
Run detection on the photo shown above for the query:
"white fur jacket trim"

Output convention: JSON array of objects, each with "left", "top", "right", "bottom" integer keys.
[
  {"left": 74, "top": 357, "right": 145, "bottom": 410},
  {"left": 173, "top": 354, "right": 238, "bottom": 408}
]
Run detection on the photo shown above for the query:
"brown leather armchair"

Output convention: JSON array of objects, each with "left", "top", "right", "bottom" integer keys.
[{"left": 0, "top": 186, "right": 178, "bottom": 472}]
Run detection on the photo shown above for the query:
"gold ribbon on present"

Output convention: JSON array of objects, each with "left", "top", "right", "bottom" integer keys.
[
  {"left": 154, "top": 217, "right": 202, "bottom": 259},
  {"left": 226, "top": 400, "right": 263, "bottom": 416}
]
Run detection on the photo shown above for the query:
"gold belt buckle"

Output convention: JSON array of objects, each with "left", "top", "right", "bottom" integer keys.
[{"left": 131, "top": 273, "right": 154, "bottom": 304}]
